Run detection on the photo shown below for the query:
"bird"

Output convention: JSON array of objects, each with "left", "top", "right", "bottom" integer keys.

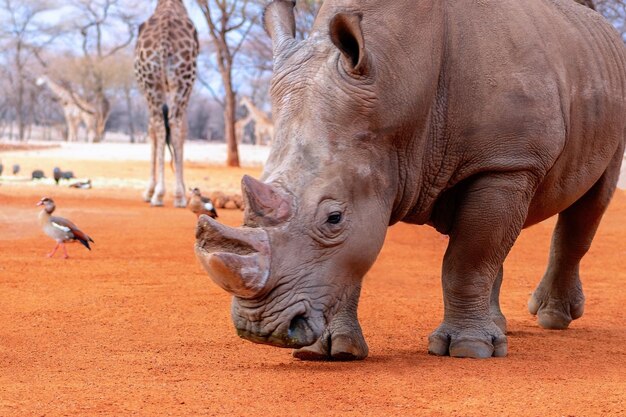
[
  {"left": 31, "top": 170, "right": 46, "bottom": 180},
  {"left": 53, "top": 168, "right": 74, "bottom": 185},
  {"left": 53, "top": 167, "right": 62, "bottom": 184},
  {"left": 69, "top": 179, "right": 92, "bottom": 189},
  {"left": 188, "top": 187, "right": 218, "bottom": 219},
  {"left": 12, "top": 164, "right": 20, "bottom": 175},
  {"left": 37, "top": 197, "right": 94, "bottom": 259}
]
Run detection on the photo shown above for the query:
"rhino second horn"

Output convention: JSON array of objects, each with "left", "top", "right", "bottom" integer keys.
[
  {"left": 194, "top": 214, "right": 271, "bottom": 299},
  {"left": 242, "top": 175, "right": 292, "bottom": 226}
]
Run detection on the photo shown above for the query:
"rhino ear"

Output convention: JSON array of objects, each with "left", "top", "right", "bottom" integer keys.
[
  {"left": 263, "top": 0, "right": 297, "bottom": 59},
  {"left": 329, "top": 12, "right": 368, "bottom": 75}
]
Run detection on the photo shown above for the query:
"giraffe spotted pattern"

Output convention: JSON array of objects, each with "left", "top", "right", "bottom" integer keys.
[{"left": 134, "top": 0, "right": 200, "bottom": 207}]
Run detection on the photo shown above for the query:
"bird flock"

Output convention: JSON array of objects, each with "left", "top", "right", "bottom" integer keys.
[
  {"left": 33, "top": 186, "right": 221, "bottom": 259},
  {"left": 1, "top": 159, "right": 225, "bottom": 259}
]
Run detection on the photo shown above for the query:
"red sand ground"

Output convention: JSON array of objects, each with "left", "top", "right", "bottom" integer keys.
[{"left": 0, "top": 157, "right": 625, "bottom": 416}]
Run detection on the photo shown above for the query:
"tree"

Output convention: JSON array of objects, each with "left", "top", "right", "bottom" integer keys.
[
  {"left": 63, "top": 0, "right": 145, "bottom": 142},
  {"left": 195, "top": 0, "right": 257, "bottom": 167},
  {"left": 0, "top": 0, "right": 59, "bottom": 140}
]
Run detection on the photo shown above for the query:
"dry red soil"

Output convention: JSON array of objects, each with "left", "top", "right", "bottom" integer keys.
[{"left": 0, "top": 158, "right": 625, "bottom": 416}]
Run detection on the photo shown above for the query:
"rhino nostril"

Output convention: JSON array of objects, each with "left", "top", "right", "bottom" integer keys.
[{"left": 288, "top": 314, "right": 309, "bottom": 341}]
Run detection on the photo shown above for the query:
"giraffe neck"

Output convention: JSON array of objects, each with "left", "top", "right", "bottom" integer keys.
[
  {"left": 42, "top": 77, "right": 94, "bottom": 113},
  {"left": 243, "top": 100, "right": 271, "bottom": 124},
  {"left": 156, "top": 0, "right": 185, "bottom": 10},
  {"left": 42, "top": 78, "right": 73, "bottom": 103},
  {"left": 242, "top": 99, "right": 262, "bottom": 118}
]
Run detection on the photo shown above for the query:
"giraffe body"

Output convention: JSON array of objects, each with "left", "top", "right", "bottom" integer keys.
[
  {"left": 239, "top": 96, "right": 274, "bottom": 146},
  {"left": 134, "top": 0, "right": 199, "bottom": 207},
  {"left": 37, "top": 76, "right": 101, "bottom": 143}
]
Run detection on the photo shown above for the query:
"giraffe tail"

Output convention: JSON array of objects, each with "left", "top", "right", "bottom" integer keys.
[{"left": 162, "top": 104, "right": 175, "bottom": 172}]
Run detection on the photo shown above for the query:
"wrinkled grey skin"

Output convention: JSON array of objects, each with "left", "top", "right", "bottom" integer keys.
[{"left": 195, "top": 0, "right": 626, "bottom": 360}]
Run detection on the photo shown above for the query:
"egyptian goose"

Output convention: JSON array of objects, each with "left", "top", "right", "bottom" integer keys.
[
  {"left": 37, "top": 197, "right": 94, "bottom": 258},
  {"left": 188, "top": 188, "right": 218, "bottom": 218}
]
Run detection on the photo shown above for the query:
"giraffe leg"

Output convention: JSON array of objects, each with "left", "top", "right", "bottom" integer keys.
[
  {"left": 67, "top": 116, "right": 79, "bottom": 143},
  {"left": 143, "top": 119, "right": 158, "bottom": 202},
  {"left": 86, "top": 118, "right": 96, "bottom": 143},
  {"left": 150, "top": 119, "right": 166, "bottom": 207},
  {"left": 169, "top": 77, "right": 194, "bottom": 208},
  {"left": 171, "top": 116, "right": 187, "bottom": 208}
]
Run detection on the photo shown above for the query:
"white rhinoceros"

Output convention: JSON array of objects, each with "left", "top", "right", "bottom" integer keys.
[{"left": 196, "top": 0, "right": 626, "bottom": 360}]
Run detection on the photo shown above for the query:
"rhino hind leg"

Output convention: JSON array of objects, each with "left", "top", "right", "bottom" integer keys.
[
  {"left": 529, "top": 146, "right": 624, "bottom": 330},
  {"left": 293, "top": 287, "right": 368, "bottom": 361}
]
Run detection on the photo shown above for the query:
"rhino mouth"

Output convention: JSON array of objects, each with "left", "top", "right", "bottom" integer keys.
[{"left": 235, "top": 313, "right": 322, "bottom": 348}]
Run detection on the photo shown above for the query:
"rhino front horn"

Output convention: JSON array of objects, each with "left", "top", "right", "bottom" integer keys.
[
  {"left": 242, "top": 175, "right": 292, "bottom": 226},
  {"left": 194, "top": 214, "right": 271, "bottom": 299}
]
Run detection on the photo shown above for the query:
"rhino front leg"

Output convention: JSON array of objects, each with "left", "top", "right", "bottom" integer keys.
[
  {"left": 529, "top": 148, "right": 622, "bottom": 329},
  {"left": 490, "top": 266, "right": 507, "bottom": 334},
  {"left": 428, "top": 173, "right": 535, "bottom": 358},
  {"left": 293, "top": 285, "right": 368, "bottom": 361}
]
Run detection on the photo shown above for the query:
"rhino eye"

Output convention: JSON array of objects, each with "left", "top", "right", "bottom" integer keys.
[{"left": 327, "top": 212, "right": 342, "bottom": 225}]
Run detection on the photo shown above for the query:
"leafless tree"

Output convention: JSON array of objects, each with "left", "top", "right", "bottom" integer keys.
[
  {"left": 61, "top": 0, "right": 144, "bottom": 142},
  {"left": 195, "top": 0, "right": 259, "bottom": 167},
  {"left": 0, "top": 0, "right": 59, "bottom": 140}
]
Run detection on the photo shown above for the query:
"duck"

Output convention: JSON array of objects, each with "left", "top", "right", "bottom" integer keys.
[
  {"left": 188, "top": 187, "right": 218, "bottom": 218},
  {"left": 37, "top": 197, "right": 94, "bottom": 258}
]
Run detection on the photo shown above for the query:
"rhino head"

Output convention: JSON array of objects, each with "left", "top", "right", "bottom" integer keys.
[{"left": 195, "top": 0, "right": 424, "bottom": 351}]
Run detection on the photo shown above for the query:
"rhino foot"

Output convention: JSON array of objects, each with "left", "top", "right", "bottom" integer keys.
[
  {"left": 428, "top": 321, "right": 507, "bottom": 358},
  {"left": 293, "top": 326, "right": 368, "bottom": 361},
  {"left": 528, "top": 287, "right": 585, "bottom": 330}
]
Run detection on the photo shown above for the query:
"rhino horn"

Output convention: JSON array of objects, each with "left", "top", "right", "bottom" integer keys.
[
  {"left": 195, "top": 215, "right": 271, "bottom": 299},
  {"left": 242, "top": 175, "right": 293, "bottom": 226},
  {"left": 263, "top": 0, "right": 297, "bottom": 58}
]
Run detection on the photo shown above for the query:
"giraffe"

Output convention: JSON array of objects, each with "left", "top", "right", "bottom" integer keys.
[
  {"left": 235, "top": 111, "right": 253, "bottom": 144},
  {"left": 36, "top": 76, "right": 99, "bottom": 143},
  {"left": 239, "top": 96, "right": 274, "bottom": 146},
  {"left": 134, "top": 0, "right": 199, "bottom": 208}
]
